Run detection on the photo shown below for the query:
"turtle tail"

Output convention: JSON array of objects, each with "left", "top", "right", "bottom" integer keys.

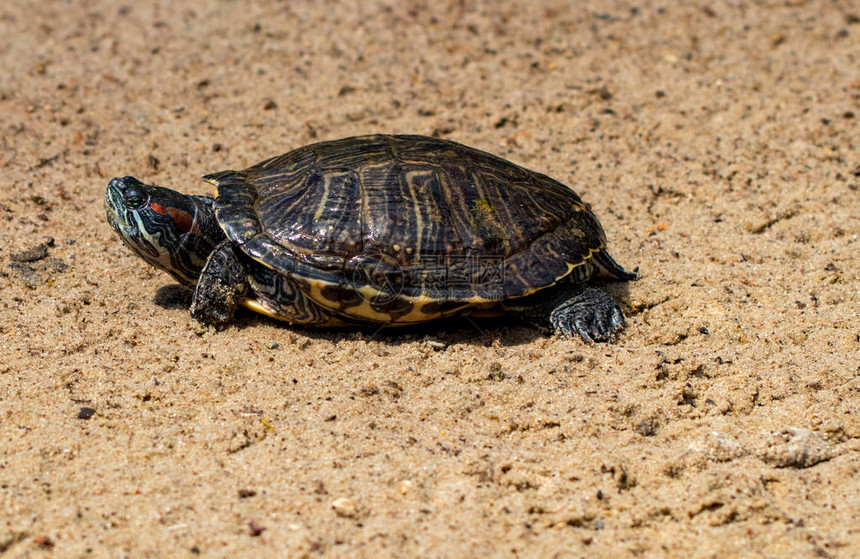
[{"left": 593, "top": 250, "right": 638, "bottom": 281}]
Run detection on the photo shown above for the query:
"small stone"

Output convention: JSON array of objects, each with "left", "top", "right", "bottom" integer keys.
[
  {"left": 689, "top": 431, "right": 748, "bottom": 462},
  {"left": 77, "top": 407, "right": 96, "bottom": 420},
  {"left": 761, "top": 428, "right": 834, "bottom": 468},
  {"left": 635, "top": 417, "right": 659, "bottom": 437},
  {"left": 10, "top": 242, "right": 49, "bottom": 263},
  {"left": 248, "top": 520, "right": 266, "bottom": 536},
  {"left": 34, "top": 535, "right": 54, "bottom": 548},
  {"left": 331, "top": 497, "right": 358, "bottom": 518},
  {"left": 425, "top": 339, "right": 447, "bottom": 351}
]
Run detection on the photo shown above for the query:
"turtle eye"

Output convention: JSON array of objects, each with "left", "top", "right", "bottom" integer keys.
[{"left": 123, "top": 187, "right": 147, "bottom": 209}]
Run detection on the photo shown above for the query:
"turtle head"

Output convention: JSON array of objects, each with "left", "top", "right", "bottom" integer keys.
[{"left": 105, "top": 176, "right": 225, "bottom": 287}]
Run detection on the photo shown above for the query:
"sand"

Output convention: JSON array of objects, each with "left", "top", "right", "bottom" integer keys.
[{"left": 1, "top": 0, "right": 858, "bottom": 557}]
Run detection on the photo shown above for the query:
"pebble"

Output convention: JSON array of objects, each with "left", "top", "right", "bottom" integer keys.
[
  {"left": 425, "top": 339, "right": 447, "bottom": 351},
  {"left": 331, "top": 497, "right": 358, "bottom": 518},
  {"left": 762, "top": 427, "right": 833, "bottom": 469}
]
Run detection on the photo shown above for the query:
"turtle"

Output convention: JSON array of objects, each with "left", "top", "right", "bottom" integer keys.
[{"left": 104, "top": 134, "right": 636, "bottom": 341}]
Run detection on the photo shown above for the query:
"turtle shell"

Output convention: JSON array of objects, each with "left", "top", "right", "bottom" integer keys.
[{"left": 204, "top": 134, "right": 610, "bottom": 324}]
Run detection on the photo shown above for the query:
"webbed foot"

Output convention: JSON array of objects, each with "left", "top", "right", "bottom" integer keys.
[{"left": 549, "top": 287, "right": 625, "bottom": 342}]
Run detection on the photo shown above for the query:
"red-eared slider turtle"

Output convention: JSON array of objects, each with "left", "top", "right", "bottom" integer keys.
[{"left": 105, "top": 134, "right": 636, "bottom": 341}]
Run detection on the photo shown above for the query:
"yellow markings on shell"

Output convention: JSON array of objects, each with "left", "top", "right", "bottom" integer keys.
[
  {"left": 240, "top": 297, "right": 284, "bottom": 319},
  {"left": 404, "top": 170, "right": 428, "bottom": 260},
  {"left": 202, "top": 175, "right": 222, "bottom": 196},
  {"left": 469, "top": 198, "right": 507, "bottom": 242},
  {"left": 304, "top": 279, "right": 390, "bottom": 322},
  {"left": 470, "top": 199, "right": 495, "bottom": 224},
  {"left": 239, "top": 296, "right": 351, "bottom": 327},
  {"left": 312, "top": 174, "right": 332, "bottom": 221},
  {"left": 302, "top": 278, "right": 485, "bottom": 325},
  {"left": 387, "top": 301, "right": 464, "bottom": 324},
  {"left": 517, "top": 246, "right": 602, "bottom": 297}
]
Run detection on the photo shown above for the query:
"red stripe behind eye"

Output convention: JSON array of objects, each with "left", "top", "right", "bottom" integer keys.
[
  {"left": 167, "top": 207, "right": 196, "bottom": 233},
  {"left": 149, "top": 202, "right": 197, "bottom": 234}
]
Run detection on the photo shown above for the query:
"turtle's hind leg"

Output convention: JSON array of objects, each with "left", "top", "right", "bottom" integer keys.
[{"left": 503, "top": 284, "right": 626, "bottom": 342}]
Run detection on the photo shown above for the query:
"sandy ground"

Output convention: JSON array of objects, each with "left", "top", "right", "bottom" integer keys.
[{"left": 1, "top": 0, "right": 858, "bottom": 557}]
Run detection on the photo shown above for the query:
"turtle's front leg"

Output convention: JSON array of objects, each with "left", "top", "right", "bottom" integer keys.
[
  {"left": 190, "top": 240, "right": 248, "bottom": 328},
  {"left": 504, "top": 284, "right": 626, "bottom": 342}
]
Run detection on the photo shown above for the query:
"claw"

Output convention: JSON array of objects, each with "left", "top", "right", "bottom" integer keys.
[
  {"left": 593, "top": 309, "right": 611, "bottom": 341},
  {"left": 574, "top": 317, "right": 593, "bottom": 343},
  {"left": 610, "top": 306, "right": 625, "bottom": 331}
]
